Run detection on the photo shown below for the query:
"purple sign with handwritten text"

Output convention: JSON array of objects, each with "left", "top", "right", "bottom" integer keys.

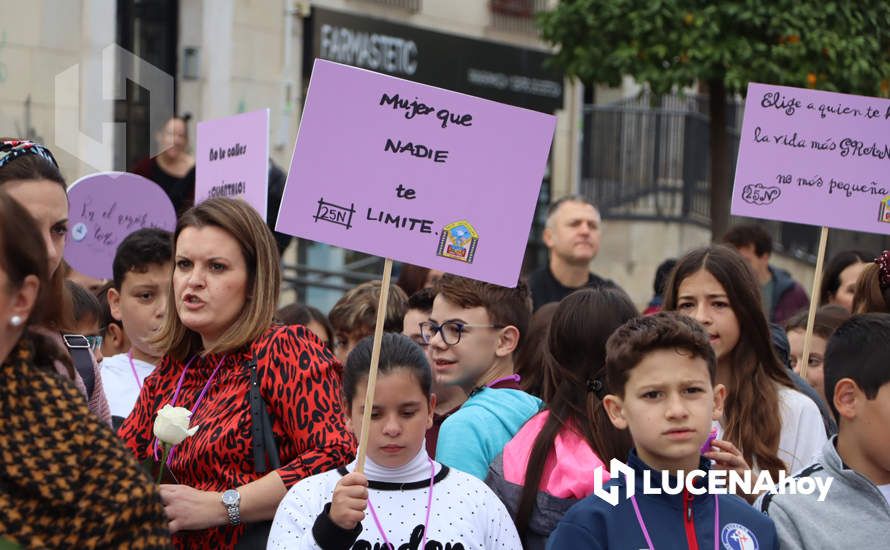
[
  {"left": 732, "top": 83, "right": 890, "bottom": 234},
  {"left": 196, "top": 108, "right": 269, "bottom": 218},
  {"left": 276, "top": 60, "right": 556, "bottom": 287},
  {"left": 65, "top": 172, "right": 176, "bottom": 279}
]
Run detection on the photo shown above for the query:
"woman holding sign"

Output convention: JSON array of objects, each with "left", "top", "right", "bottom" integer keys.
[
  {"left": 119, "top": 197, "right": 355, "bottom": 548},
  {"left": 0, "top": 139, "right": 111, "bottom": 424},
  {"left": 268, "top": 333, "right": 521, "bottom": 549}
]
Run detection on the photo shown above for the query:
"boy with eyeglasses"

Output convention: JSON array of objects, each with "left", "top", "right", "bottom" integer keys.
[
  {"left": 423, "top": 274, "right": 541, "bottom": 479},
  {"left": 404, "top": 287, "right": 467, "bottom": 456}
]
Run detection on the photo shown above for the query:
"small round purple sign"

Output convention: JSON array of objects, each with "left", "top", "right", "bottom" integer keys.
[{"left": 65, "top": 172, "right": 176, "bottom": 280}]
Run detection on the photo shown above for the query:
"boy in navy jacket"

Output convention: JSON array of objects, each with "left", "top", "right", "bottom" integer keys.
[{"left": 548, "top": 313, "right": 778, "bottom": 550}]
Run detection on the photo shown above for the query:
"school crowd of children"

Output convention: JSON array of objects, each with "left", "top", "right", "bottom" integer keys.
[{"left": 0, "top": 139, "right": 889, "bottom": 549}]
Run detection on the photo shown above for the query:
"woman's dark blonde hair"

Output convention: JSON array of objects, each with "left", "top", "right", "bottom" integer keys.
[
  {"left": 663, "top": 245, "right": 793, "bottom": 478},
  {"left": 154, "top": 198, "right": 281, "bottom": 360}
]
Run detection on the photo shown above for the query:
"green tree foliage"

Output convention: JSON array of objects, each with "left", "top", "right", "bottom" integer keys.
[{"left": 538, "top": 1, "right": 890, "bottom": 237}]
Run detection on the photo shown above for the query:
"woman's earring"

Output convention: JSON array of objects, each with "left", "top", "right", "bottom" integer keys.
[{"left": 9, "top": 315, "right": 23, "bottom": 327}]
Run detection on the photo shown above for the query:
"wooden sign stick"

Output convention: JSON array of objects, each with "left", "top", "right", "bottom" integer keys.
[
  {"left": 354, "top": 257, "right": 394, "bottom": 474},
  {"left": 799, "top": 226, "right": 829, "bottom": 380}
]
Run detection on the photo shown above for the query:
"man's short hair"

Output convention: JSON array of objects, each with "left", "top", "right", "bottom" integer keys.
[
  {"left": 722, "top": 223, "right": 773, "bottom": 257},
  {"left": 112, "top": 228, "right": 173, "bottom": 289},
  {"left": 407, "top": 287, "right": 436, "bottom": 314},
  {"left": 434, "top": 274, "right": 531, "bottom": 349},
  {"left": 605, "top": 312, "right": 716, "bottom": 397},
  {"left": 329, "top": 280, "right": 409, "bottom": 336},
  {"left": 824, "top": 313, "right": 890, "bottom": 422},
  {"left": 545, "top": 194, "right": 598, "bottom": 227}
]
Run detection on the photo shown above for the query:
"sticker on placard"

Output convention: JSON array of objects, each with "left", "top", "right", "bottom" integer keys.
[
  {"left": 879, "top": 196, "right": 890, "bottom": 223},
  {"left": 436, "top": 220, "right": 478, "bottom": 264}
]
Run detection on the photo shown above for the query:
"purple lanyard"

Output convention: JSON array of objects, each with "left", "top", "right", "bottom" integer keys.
[
  {"left": 486, "top": 374, "right": 521, "bottom": 388},
  {"left": 630, "top": 491, "right": 719, "bottom": 550},
  {"left": 152, "top": 354, "right": 227, "bottom": 466},
  {"left": 128, "top": 349, "right": 143, "bottom": 391},
  {"left": 366, "top": 457, "right": 436, "bottom": 549}
]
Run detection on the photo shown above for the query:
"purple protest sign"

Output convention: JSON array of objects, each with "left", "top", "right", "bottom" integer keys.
[
  {"left": 276, "top": 60, "right": 556, "bottom": 287},
  {"left": 196, "top": 108, "right": 269, "bottom": 218},
  {"left": 732, "top": 83, "right": 890, "bottom": 234},
  {"left": 65, "top": 172, "right": 177, "bottom": 280}
]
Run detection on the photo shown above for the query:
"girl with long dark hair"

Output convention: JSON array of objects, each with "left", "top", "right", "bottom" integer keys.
[
  {"left": 486, "top": 287, "right": 638, "bottom": 548},
  {"left": 663, "top": 245, "right": 827, "bottom": 478}
]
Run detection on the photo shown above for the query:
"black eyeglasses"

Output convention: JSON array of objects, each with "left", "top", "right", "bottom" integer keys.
[{"left": 419, "top": 321, "right": 505, "bottom": 345}]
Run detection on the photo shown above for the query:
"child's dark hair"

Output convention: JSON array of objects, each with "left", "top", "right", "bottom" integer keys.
[
  {"left": 824, "top": 313, "right": 890, "bottom": 422},
  {"left": 515, "top": 288, "right": 637, "bottom": 538},
  {"left": 785, "top": 305, "right": 850, "bottom": 341},
  {"left": 653, "top": 258, "right": 677, "bottom": 296},
  {"left": 723, "top": 223, "right": 773, "bottom": 257},
  {"left": 407, "top": 287, "right": 436, "bottom": 314},
  {"left": 514, "top": 302, "right": 559, "bottom": 398},
  {"left": 343, "top": 332, "right": 432, "bottom": 406},
  {"left": 329, "top": 280, "right": 409, "bottom": 336},
  {"left": 112, "top": 228, "right": 173, "bottom": 289},
  {"left": 65, "top": 280, "right": 102, "bottom": 324},
  {"left": 605, "top": 312, "right": 716, "bottom": 398},
  {"left": 276, "top": 303, "right": 334, "bottom": 346},
  {"left": 819, "top": 250, "right": 871, "bottom": 305},
  {"left": 96, "top": 281, "right": 122, "bottom": 336}
]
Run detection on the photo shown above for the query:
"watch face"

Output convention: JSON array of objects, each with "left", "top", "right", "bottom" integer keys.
[
  {"left": 62, "top": 334, "right": 90, "bottom": 349},
  {"left": 222, "top": 490, "right": 239, "bottom": 505}
]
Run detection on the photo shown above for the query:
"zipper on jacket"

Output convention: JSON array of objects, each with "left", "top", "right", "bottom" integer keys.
[{"left": 683, "top": 489, "right": 699, "bottom": 550}]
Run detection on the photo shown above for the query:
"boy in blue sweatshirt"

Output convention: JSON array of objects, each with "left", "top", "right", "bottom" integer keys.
[
  {"left": 423, "top": 274, "right": 542, "bottom": 479},
  {"left": 549, "top": 313, "right": 778, "bottom": 550}
]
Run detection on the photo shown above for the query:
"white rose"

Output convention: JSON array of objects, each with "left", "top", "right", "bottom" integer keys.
[{"left": 153, "top": 404, "right": 200, "bottom": 445}]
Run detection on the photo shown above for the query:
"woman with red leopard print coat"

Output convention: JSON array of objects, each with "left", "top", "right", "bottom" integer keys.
[{"left": 119, "top": 198, "right": 355, "bottom": 549}]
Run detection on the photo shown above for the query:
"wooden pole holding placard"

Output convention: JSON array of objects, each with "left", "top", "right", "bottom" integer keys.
[
  {"left": 799, "top": 226, "right": 829, "bottom": 380},
  {"left": 354, "top": 257, "right": 394, "bottom": 474}
]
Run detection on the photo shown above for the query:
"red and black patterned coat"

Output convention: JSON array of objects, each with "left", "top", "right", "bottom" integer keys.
[{"left": 119, "top": 325, "right": 356, "bottom": 549}]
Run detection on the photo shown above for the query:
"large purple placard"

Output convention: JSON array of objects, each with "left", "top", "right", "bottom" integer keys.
[
  {"left": 65, "top": 172, "right": 177, "bottom": 279},
  {"left": 196, "top": 108, "right": 269, "bottom": 218},
  {"left": 276, "top": 60, "right": 556, "bottom": 287},
  {"left": 732, "top": 83, "right": 890, "bottom": 234}
]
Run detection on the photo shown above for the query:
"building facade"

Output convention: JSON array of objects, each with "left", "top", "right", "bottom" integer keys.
[{"left": 4, "top": 0, "right": 849, "bottom": 309}]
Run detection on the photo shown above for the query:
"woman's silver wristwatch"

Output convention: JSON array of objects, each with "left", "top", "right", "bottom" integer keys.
[{"left": 221, "top": 489, "right": 241, "bottom": 525}]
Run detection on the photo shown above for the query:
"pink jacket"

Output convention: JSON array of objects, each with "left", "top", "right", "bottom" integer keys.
[{"left": 485, "top": 411, "right": 609, "bottom": 549}]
